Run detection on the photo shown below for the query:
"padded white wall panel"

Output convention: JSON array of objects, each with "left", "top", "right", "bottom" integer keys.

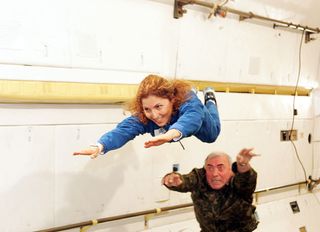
[
  {"left": 0, "top": 104, "right": 126, "bottom": 126},
  {"left": 0, "top": 126, "right": 55, "bottom": 231}
]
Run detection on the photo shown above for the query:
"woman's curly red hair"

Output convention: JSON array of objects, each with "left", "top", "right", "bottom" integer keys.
[{"left": 127, "top": 74, "right": 192, "bottom": 124}]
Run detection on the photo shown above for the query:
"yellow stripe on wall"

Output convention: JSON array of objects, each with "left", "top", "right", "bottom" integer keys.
[
  {"left": 0, "top": 79, "right": 311, "bottom": 104},
  {"left": 0, "top": 80, "right": 138, "bottom": 104},
  {"left": 190, "top": 80, "right": 311, "bottom": 96}
]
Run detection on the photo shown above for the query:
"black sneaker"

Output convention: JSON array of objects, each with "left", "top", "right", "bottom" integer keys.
[{"left": 203, "top": 87, "right": 217, "bottom": 105}]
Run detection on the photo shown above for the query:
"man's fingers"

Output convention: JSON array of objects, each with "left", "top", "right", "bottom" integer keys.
[
  {"left": 251, "top": 153, "right": 261, "bottom": 157},
  {"left": 239, "top": 148, "right": 255, "bottom": 157},
  {"left": 243, "top": 148, "right": 254, "bottom": 154}
]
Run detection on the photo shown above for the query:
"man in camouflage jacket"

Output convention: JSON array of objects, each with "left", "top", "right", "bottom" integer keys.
[{"left": 162, "top": 148, "right": 259, "bottom": 232}]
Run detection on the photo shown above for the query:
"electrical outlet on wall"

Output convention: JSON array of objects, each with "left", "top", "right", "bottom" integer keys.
[
  {"left": 289, "top": 201, "right": 300, "bottom": 213},
  {"left": 280, "top": 129, "right": 297, "bottom": 141}
]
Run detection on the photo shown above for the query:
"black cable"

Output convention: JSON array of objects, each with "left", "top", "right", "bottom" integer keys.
[
  {"left": 179, "top": 140, "right": 185, "bottom": 150},
  {"left": 289, "top": 29, "right": 307, "bottom": 182},
  {"left": 160, "top": 127, "right": 185, "bottom": 150}
]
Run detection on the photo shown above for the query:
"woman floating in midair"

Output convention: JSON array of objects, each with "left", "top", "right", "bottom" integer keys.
[{"left": 73, "top": 74, "right": 220, "bottom": 158}]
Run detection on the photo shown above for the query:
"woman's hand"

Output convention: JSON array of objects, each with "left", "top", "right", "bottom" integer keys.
[
  {"left": 73, "top": 144, "right": 103, "bottom": 159},
  {"left": 144, "top": 134, "right": 171, "bottom": 148},
  {"left": 144, "top": 129, "right": 181, "bottom": 148}
]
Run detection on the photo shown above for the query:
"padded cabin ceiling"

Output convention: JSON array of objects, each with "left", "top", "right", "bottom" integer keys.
[{"left": 248, "top": 0, "right": 320, "bottom": 25}]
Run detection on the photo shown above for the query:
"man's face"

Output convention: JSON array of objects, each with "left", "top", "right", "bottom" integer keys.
[{"left": 205, "top": 155, "right": 233, "bottom": 190}]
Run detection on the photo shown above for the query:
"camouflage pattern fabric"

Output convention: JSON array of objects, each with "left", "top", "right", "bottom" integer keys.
[{"left": 166, "top": 162, "right": 258, "bottom": 232}]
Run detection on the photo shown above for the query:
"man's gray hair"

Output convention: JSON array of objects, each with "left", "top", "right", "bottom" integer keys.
[{"left": 204, "top": 151, "right": 232, "bottom": 167}]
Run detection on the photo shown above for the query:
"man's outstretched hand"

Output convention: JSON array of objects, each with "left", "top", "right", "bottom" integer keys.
[{"left": 162, "top": 173, "right": 183, "bottom": 187}]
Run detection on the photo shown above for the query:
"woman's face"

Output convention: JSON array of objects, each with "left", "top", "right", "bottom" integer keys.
[{"left": 142, "top": 95, "right": 174, "bottom": 127}]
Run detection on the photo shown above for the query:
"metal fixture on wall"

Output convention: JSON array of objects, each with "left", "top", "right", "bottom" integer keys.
[
  {"left": 307, "top": 176, "right": 320, "bottom": 191},
  {"left": 173, "top": 0, "right": 320, "bottom": 43}
]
